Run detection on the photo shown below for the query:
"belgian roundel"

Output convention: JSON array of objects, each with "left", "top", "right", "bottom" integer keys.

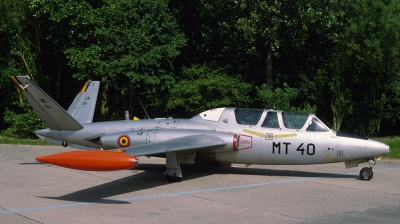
[{"left": 117, "top": 135, "right": 131, "bottom": 147}]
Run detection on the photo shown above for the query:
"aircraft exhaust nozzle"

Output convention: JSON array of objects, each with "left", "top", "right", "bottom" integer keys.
[{"left": 36, "top": 150, "right": 139, "bottom": 171}]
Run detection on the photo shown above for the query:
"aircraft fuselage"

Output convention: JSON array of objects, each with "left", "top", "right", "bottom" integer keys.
[{"left": 36, "top": 108, "right": 389, "bottom": 167}]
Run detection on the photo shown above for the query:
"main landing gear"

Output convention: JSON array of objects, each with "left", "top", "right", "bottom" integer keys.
[
  {"left": 164, "top": 151, "right": 183, "bottom": 182},
  {"left": 359, "top": 159, "right": 375, "bottom": 180}
]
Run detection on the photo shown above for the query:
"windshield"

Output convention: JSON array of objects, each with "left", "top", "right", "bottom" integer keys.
[{"left": 306, "top": 117, "right": 329, "bottom": 132}]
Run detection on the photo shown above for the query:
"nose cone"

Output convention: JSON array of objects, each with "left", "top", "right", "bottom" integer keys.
[{"left": 367, "top": 139, "right": 390, "bottom": 157}]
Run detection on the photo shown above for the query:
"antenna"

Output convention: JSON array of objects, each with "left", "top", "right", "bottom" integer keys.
[{"left": 139, "top": 100, "right": 151, "bottom": 119}]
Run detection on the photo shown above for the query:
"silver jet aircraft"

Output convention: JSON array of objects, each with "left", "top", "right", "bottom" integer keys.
[{"left": 11, "top": 76, "right": 389, "bottom": 181}]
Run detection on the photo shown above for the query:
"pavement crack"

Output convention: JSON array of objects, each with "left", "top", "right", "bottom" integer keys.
[
  {"left": 186, "top": 194, "right": 306, "bottom": 222},
  {"left": 308, "top": 180, "right": 400, "bottom": 197},
  {"left": 0, "top": 148, "right": 32, "bottom": 157},
  {"left": 0, "top": 206, "right": 43, "bottom": 223}
]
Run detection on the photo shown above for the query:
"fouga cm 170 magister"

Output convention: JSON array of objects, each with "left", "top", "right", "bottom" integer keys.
[{"left": 10, "top": 76, "right": 389, "bottom": 181}]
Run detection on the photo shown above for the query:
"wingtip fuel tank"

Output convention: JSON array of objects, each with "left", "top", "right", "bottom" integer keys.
[{"left": 36, "top": 150, "right": 139, "bottom": 171}]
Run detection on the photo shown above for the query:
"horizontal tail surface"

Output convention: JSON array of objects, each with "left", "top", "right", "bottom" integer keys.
[{"left": 11, "top": 76, "right": 83, "bottom": 130}]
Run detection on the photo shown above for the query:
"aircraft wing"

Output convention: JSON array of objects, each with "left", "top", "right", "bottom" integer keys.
[{"left": 123, "top": 135, "right": 226, "bottom": 156}]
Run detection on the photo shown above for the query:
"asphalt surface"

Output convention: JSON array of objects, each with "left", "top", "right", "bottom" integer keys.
[{"left": 0, "top": 144, "right": 399, "bottom": 224}]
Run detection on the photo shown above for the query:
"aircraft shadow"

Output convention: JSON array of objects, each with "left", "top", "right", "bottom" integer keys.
[{"left": 38, "top": 163, "right": 358, "bottom": 204}]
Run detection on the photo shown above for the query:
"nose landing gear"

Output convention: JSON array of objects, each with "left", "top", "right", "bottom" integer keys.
[{"left": 359, "top": 159, "right": 375, "bottom": 180}]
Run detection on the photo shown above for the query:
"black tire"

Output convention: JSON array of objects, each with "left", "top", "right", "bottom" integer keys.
[
  {"left": 359, "top": 167, "right": 373, "bottom": 180},
  {"left": 164, "top": 175, "right": 182, "bottom": 182}
]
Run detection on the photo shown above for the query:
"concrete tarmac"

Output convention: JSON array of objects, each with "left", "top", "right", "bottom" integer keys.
[{"left": 0, "top": 144, "right": 399, "bottom": 224}]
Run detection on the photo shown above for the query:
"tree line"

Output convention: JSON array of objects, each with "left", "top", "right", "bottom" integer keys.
[{"left": 1, "top": 0, "right": 400, "bottom": 138}]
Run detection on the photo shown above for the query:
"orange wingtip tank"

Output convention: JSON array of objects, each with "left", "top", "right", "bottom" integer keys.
[{"left": 36, "top": 150, "right": 139, "bottom": 171}]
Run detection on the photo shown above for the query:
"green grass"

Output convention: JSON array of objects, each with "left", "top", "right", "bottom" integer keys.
[
  {"left": 0, "top": 135, "right": 399, "bottom": 159},
  {"left": 374, "top": 136, "right": 400, "bottom": 159},
  {"left": 0, "top": 135, "right": 55, "bottom": 146}
]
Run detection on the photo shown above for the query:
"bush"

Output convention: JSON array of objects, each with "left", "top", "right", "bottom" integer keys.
[
  {"left": 2, "top": 107, "right": 45, "bottom": 139},
  {"left": 166, "top": 64, "right": 253, "bottom": 116}
]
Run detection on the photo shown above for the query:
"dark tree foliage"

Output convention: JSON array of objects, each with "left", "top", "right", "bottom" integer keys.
[
  {"left": 0, "top": 0, "right": 46, "bottom": 135},
  {"left": 31, "top": 0, "right": 186, "bottom": 120},
  {"left": 166, "top": 64, "right": 253, "bottom": 117},
  {"left": 2, "top": 0, "right": 400, "bottom": 138}
]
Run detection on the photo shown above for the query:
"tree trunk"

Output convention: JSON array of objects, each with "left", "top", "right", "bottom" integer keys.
[
  {"left": 100, "top": 76, "right": 109, "bottom": 120},
  {"left": 330, "top": 88, "right": 351, "bottom": 131},
  {"left": 265, "top": 40, "right": 273, "bottom": 91},
  {"left": 331, "top": 102, "right": 344, "bottom": 130}
]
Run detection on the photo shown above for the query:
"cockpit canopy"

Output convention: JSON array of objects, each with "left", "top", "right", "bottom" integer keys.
[
  {"left": 195, "top": 107, "right": 330, "bottom": 132},
  {"left": 234, "top": 108, "right": 329, "bottom": 131}
]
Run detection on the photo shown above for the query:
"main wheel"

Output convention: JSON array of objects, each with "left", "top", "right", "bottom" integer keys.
[{"left": 359, "top": 167, "right": 373, "bottom": 180}]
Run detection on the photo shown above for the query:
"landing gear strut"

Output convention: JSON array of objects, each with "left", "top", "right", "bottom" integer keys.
[
  {"left": 359, "top": 159, "right": 375, "bottom": 180},
  {"left": 164, "top": 152, "right": 182, "bottom": 182}
]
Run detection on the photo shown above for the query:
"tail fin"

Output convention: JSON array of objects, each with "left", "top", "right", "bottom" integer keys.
[
  {"left": 10, "top": 76, "right": 98, "bottom": 131},
  {"left": 66, "top": 80, "right": 100, "bottom": 124}
]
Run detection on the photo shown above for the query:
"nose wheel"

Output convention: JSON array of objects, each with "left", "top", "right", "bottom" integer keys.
[
  {"left": 359, "top": 159, "right": 375, "bottom": 180},
  {"left": 359, "top": 167, "right": 373, "bottom": 180}
]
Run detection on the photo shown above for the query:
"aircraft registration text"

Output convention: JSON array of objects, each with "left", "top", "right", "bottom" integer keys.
[{"left": 272, "top": 142, "right": 316, "bottom": 155}]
